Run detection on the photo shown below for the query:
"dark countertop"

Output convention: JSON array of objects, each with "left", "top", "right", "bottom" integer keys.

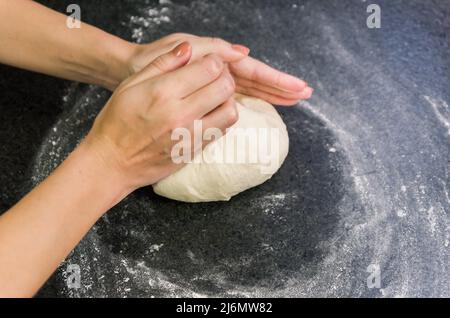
[{"left": 0, "top": 0, "right": 449, "bottom": 297}]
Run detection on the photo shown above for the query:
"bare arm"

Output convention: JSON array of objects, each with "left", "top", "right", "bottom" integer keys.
[
  {"left": 0, "top": 0, "right": 134, "bottom": 90},
  {"left": 0, "top": 43, "right": 239, "bottom": 297},
  {"left": 0, "top": 0, "right": 312, "bottom": 103},
  {"left": 0, "top": 141, "right": 127, "bottom": 297}
]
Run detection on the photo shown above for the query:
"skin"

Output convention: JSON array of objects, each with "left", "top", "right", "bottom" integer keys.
[
  {"left": 0, "top": 0, "right": 313, "bottom": 103},
  {"left": 130, "top": 33, "right": 314, "bottom": 105},
  {"left": 0, "top": 0, "right": 314, "bottom": 297},
  {"left": 0, "top": 43, "right": 239, "bottom": 297}
]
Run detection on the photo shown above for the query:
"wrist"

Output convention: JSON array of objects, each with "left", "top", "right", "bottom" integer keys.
[
  {"left": 64, "top": 138, "right": 133, "bottom": 214},
  {"left": 91, "top": 35, "right": 138, "bottom": 90}
]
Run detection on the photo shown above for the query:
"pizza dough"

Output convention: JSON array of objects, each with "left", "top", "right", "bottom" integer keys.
[{"left": 152, "top": 94, "right": 289, "bottom": 202}]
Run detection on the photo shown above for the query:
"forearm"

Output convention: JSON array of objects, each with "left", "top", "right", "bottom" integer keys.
[
  {"left": 0, "top": 0, "right": 135, "bottom": 89},
  {"left": 0, "top": 140, "right": 129, "bottom": 297}
]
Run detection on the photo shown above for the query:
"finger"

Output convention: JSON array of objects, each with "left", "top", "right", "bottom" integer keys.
[
  {"left": 182, "top": 98, "right": 239, "bottom": 160},
  {"left": 230, "top": 56, "right": 307, "bottom": 92},
  {"left": 131, "top": 41, "right": 192, "bottom": 86},
  {"left": 156, "top": 33, "right": 197, "bottom": 47},
  {"left": 155, "top": 54, "right": 226, "bottom": 98},
  {"left": 182, "top": 68, "right": 236, "bottom": 118},
  {"left": 199, "top": 98, "right": 239, "bottom": 157},
  {"left": 235, "top": 76, "right": 310, "bottom": 101},
  {"left": 202, "top": 98, "right": 239, "bottom": 135},
  {"left": 236, "top": 85, "right": 313, "bottom": 106},
  {"left": 163, "top": 99, "right": 238, "bottom": 165},
  {"left": 161, "top": 38, "right": 249, "bottom": 65},
  {"left": 189, "top": 37, "right": 250, "bottom": 62}
]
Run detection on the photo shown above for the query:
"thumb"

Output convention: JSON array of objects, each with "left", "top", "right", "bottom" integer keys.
[{"left": 131, "top": 42, "right": 192, "bottom": 85}]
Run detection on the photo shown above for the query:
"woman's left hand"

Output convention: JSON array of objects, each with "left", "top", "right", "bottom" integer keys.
[{"left": 126, "top": 33, "right": 313, "bottom": 106}]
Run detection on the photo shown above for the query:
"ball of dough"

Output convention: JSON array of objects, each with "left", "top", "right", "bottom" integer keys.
[{"left": 153, "top": 94, "right": 289, "bottom": 202}]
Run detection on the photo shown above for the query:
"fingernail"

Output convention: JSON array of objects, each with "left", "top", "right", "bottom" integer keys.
[
  {"left": 231, "top": 44, "right": 250, "bottom": 55},
  {"left": 174, "top": 42, "right": 191, "bottom": 57}
]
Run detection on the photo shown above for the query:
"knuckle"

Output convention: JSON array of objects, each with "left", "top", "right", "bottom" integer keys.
[
  {"left": 208, "top": 37, "right": 223, "bottom": 45},
  {"left": 203, "top": 55, "right": 223, "bottom": 78},
  {"left": 208, "top": 37, "right": 232, "bottom": 51},
  {"left": 225, "top": 103, "right": 239, "bottom": 125},
  {"left": 149, "top": 84, "right": 168, "bottom": 104},
  {"left": 221, "top": 81, "right": 234, "bottom": 96},
  {"left": 152, "top": 56, "right": 169, "bottom": 72},
  {"left": 221, "top": 75, "right": 235, "bottom": 96}
]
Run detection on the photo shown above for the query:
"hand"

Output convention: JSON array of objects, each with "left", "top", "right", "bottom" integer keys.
[
  {"left": 127, "top": 33, "right": 313, "bottom": 106},
  {"left": 84, "top": 42, "right": 238, "bottom": 193}
]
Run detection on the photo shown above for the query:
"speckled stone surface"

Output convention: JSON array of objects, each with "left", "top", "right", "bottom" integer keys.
[{"left": 0, "top": 0, "right": 449, "bottom": 297}]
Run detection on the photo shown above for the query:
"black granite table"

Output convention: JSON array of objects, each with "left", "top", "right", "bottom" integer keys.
[{"left": 0, "top": 0, "right": 449, "bottom": 297}]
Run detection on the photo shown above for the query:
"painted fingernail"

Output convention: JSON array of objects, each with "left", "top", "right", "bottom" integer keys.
[
  {"left": 174, "top": 42, "right": 191, "bottom": 57},
  {"left": 231, "top": 44, "right": 250, "bottom": 55}
]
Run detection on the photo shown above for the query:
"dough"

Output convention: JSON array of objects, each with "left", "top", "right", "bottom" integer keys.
[{"left": 153, "top": 94, "right": 289, "bottom": 202}]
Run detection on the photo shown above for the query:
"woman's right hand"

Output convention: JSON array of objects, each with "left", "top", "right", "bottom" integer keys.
[{"left": 83, "top": 42, "right": 239, "bottom": 194}]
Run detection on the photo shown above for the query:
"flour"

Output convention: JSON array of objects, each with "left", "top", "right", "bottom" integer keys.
[{"left": 32, "top": 0, "right": 450, "bottom": 298}]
